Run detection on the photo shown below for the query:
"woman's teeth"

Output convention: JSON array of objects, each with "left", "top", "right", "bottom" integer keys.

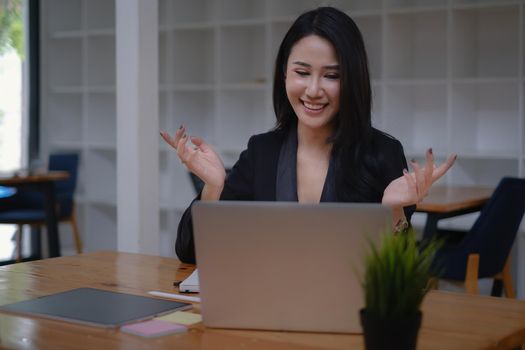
[{"left": 303, "top": 102, "right": 325, "bottom": 110}]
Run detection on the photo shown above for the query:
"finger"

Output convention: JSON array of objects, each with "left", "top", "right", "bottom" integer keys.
[
  {"left": 410, "top": 159, "right": 424, "bottom": 197},
  {"left": 160, "top": 131, "right": 177, "bottom": 149},
  {"left": 160, "top": 125, "right": 185, "bottom": 149},
  {"left": 424, "top": 148, "right": 434, "bottom": 186},
  {"left": 403, "top": 168, "right": 417, "bottom": 197},
  {"left": 173, "top": 125, "right": 186, "bottom": 146},
  {"left": 190, "top": 136, "right": 205, "bottom": 149},
  {"left": 177, "top": 133, "right": 190, "bottom": 162},
  {"left": 190, "top": 136, "right": 214, "bottom": 153},
  {"left": 431, "top": 154, "right": 457, "bottom": 182}
]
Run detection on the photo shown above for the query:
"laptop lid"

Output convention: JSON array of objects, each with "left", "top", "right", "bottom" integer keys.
[{"left": 192, "top": 201, "right": 391, "bottom": 334}]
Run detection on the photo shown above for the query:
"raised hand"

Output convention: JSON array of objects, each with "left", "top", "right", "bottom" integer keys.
[
  {"left": 160, "top": 126, "right": 226, "bottom": 194},
  {"left": 382, "top": 149, "right": 456, "bottom": 209}
]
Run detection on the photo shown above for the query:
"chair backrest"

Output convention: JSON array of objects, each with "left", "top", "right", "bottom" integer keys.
[
  {"left": 49, "top": 153, "right": 79, "bottom": 194},
  {"left": 48, "top": 153, "right": 79, "bottom": 217},
  {"left": 464, "top": 177, "right": 525, "bottom": 277}
]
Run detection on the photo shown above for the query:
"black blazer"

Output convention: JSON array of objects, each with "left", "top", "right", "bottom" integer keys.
[{"left": 176, "top": 128, "right": 414, "bottom": 263}]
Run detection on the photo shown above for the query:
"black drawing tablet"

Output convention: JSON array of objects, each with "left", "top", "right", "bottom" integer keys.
[{"left": 0, "top": 288, "right": 192, "bottom": 328}]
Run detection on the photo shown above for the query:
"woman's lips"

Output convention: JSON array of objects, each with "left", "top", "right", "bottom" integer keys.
[{"left": 302, "top": 100, "right": 328, "bottom": 114}]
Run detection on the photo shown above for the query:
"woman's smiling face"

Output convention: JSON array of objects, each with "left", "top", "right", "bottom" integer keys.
[{"left": 285, "top": 34, "right": 341, "bottom": 133}]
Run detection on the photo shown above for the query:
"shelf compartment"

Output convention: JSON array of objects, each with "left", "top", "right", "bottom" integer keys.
[
  {"left": 448, "top": 158, "right": 519, "bottom": 186},
  {"left": 268, "top": 0, "right": 366, "bottom": 17},
  {"left": 172, "top": 91, "right": 215, "bottom": 141},
  {"left": 218, "top": 90, "right": 270, "bottom": 151},
  {"left": 59, "top": 202, "right": 85, "bottom": 250},
  {"left": 219, "top": 0, "right": 265, "bottom": 21},
  {"left": 159, "top": 32, "right": 170, "bottom": 86},
  {"left": 452, "top": 0, "right": 523, "bottom": 7},
  {"left": 168, "top": 29, "right": 215, "bottom": 85},
  {"left": 354, "top": 15, "right": 382, "bottom": 80},
  {"left": 85, "top": 204, "right": 117, "bottom": 251},
  {"left": 451, "top": 5, "right": 520, "bottom": 78},
  {"left": 46, "top": 0, "right": 82, "bottom": 33},
  {"left": 450, "top": 81, "right": 520, "bottom": 155},
  {"left": 85, "top": 0, "right": 115, "bottom": 31},
  {"left": 159, "top": 92, "right": 172, "bottom": 132},
  {"left": 387, "top": 0, "right": 447, "bottom": 9},
  {"left": 270, "top": 22, "right": 292, "bottom": 67},
  {"left": 220, "top": 25, "right": 266, "bottom": 84},
  {"left": 46, "top": 94, "right": 83, "bottom": 145},
  {"left": 86, "top": 36, "right": 115, "bottom": 86},
  {"left": 84, "top": 149, "right": 116, "bottom": 204},
  {"left": 159, "top": 0, "right": 214, "bottom": 26},
  {"left": 268, "top": 1, "right": 318, "bottom": 17},
  {"left": 383, "top": 83, "right": 448, "bottom": 154},
  {"left": 72, "top": 151, "right": 86, "bottom": 199},
  {"left": 386, "top": 11, "right": 447, "bottom": 79},
  {"left": 159, "top": 154, "right": 196, "bottom": 211},
  {"left": 47, "top": 39, "right": 83, "bottom": 87},
  {"left": 346, "top": 0, "right": 383, "bottom": 12},
  {"left": 86, "top": 93, "right": 116, "bottom": 147}
]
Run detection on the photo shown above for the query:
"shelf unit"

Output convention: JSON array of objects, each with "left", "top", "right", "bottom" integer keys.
[
  {"left": 41, "top": 0, "right": 118, "bottom": 252},
  {"left": 41, "top": 1, "right": 525, "bottom": 267}
]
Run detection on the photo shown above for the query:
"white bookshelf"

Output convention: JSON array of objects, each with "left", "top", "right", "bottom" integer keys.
[
  {"left": 41, "top": 0, "right": 525, "bottom": 279},
  {"left": 41, "top": 0, "right": 117, "bottom": 253}
]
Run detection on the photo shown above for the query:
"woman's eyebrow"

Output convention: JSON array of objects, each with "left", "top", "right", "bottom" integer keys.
[
  {"left": 291, "top": 61, "right": 310, "bottom": 67},
  {"left": 291, "top": 61, "right": 339, "bottom": 70}
]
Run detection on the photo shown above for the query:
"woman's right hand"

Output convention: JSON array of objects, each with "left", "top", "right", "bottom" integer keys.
[{"left": 160, "top": 126, "right": 226, "bottom": 199}]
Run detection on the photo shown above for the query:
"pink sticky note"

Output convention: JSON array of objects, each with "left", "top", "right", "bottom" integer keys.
[{"left": 121, "top": 319, "right": 187, "bottom": 338}]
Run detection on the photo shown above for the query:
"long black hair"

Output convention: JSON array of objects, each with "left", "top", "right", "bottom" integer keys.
[{"left": 273, "top": 7, "right": 385, "bottom": 202}]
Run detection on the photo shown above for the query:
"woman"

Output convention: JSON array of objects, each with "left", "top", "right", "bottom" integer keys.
[{"left": 161, "top": 7, "right": 456, "bottom": 264}]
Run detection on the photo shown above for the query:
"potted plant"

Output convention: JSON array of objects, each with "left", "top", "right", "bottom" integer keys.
[{"left": 360, "top": 228, "right": 441, "bottom": 350}]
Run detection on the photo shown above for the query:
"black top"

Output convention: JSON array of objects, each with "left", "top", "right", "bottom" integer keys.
[{"left": 176, "top": 128, "right": 414, "bottom": 263}]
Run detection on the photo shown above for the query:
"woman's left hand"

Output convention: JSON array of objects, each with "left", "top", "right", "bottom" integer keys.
[{"left": 382, "top": 149, "right": 457, "bottom": 208}]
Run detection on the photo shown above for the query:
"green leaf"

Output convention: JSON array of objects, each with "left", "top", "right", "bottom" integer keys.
[{"left": 361, "top": 228, "right": 442, "bottom": 318}]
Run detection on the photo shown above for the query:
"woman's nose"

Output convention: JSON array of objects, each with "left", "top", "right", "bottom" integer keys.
[{"left": 305, "top": 78, "right": 322, "bottom": 98}]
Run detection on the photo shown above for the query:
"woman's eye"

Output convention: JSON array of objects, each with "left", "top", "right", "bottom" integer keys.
[
  {"left": 325, "top": 73, "right": 340, "bottom": 80},
  {"left": 295, "top": 71, "right": 309, "bottom": 76}
]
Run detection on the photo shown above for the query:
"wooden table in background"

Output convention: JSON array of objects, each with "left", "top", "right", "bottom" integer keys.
[
  {"left": 416, "top": 185, "right": 494, "bottom": 239},
  {"left": 0, "top": 251, "right": 524, "bottom": 349},
  {"left": 0, "top": 171, "right": 69, "bottom": 259}
]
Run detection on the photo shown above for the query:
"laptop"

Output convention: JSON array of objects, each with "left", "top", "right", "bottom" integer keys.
[{"left": 191, "top": 201, "right": 391, "bottom": 334}]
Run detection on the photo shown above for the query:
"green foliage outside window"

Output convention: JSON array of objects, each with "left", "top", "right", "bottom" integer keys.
[{"left": 0, "top": 0, "right": 23, "bottom": 58}]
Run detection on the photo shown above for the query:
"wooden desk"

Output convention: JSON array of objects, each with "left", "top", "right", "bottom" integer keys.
[
  {"left": 0, "top": 251, "right": 524, "bottom": 350},
  {"left": 0, "top": 171, "right": 69, "bottom": 259},
  {"left": 416, "top": 185, "right": 494, "bottom": 239}
]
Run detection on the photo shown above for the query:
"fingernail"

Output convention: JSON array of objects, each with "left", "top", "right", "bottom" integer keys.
[
  {"left": 179, "top": 124, "right": 183, "bottom": 130},
  {"left": 429, "top": 148, "right": 433, "bottom": 155},
  {"left": 182, "top": 133, "right": 187, "bottom": 139}
]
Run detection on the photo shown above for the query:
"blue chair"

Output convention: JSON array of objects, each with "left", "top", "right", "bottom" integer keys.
[
  {"left": 432, "top": 177, "right": 525, "bottom": 297},
  {"left": 0, "top": 153, "right": 81, "bottom": 261}
]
